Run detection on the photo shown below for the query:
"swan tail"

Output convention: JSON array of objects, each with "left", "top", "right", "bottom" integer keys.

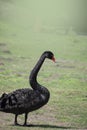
[
  {"left": 0, "top": 93, "right": 18, "bottom": 111},
  {"left": 0, "top": 93, "right": 7, "bottom": 110}
]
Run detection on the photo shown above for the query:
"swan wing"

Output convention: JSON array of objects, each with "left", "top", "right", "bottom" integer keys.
[{"left": 0, "top": 88, "right": 44, "bottom": 114}]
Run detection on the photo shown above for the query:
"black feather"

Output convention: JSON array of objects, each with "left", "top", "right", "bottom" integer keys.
[{"left": 0, "top": 51, "right": 54, "bottom": 125}]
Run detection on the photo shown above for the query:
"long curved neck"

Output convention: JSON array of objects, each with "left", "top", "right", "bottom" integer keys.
[{"left": 29, "top": 54, "right": 45, "bottom": 90}]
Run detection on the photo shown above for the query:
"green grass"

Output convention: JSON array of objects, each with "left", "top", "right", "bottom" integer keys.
[{"left": 0, "top": 0, "right": 87, "bottom": 130}]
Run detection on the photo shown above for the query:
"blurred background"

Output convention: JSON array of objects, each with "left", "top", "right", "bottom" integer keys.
[
  {"left": 0, "top": 0, "right": 87, "bottom": 34},
  {"left": 0, "top": 0, "right": 87, "bottom": 58}
]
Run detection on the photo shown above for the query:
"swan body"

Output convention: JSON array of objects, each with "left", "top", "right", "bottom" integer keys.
[{"left": 0, "top": 51, "right": 55, "bottom": 125}]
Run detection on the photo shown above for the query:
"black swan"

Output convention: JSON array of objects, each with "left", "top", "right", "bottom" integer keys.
[{"left": 0, "top": 51, "right": 55, "bottom": 125}]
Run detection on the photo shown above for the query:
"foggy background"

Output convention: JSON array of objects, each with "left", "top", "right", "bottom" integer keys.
[{"left": 0, "top": 0, "right": 87, "bottom": 35}]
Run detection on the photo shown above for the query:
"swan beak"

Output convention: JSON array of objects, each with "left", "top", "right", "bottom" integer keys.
[{"left": 52, "top": 56, "right": 56, "bottom": 62}]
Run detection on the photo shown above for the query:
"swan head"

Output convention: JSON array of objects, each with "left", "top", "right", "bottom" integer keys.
[{"left": 43, "top": 51, "right": 55, "bottom": 62}]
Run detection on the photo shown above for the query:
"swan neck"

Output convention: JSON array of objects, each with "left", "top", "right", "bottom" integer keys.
[{"left": 29, "top": 55, "right": 45, "bottom": 90}]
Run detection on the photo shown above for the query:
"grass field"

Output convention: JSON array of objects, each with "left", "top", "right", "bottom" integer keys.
[{"left": 0, "top": 0, "right": 87, "bottom": 130}]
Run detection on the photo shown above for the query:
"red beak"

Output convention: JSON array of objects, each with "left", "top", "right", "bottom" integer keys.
[{"left": 52, "top": 56, "right": 56, "bottom": 62}]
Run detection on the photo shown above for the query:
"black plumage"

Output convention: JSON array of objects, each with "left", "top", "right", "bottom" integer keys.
[{"left": 0, "top": 51, "right": 55, "bottom": 125}]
